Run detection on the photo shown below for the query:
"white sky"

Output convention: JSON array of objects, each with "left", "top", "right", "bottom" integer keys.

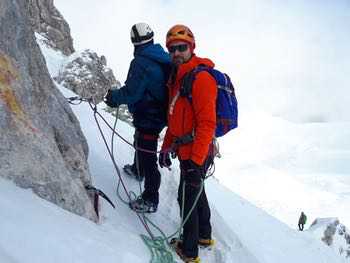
[{"left": 55, "top": 0, "right": 350, "bottom": 122}]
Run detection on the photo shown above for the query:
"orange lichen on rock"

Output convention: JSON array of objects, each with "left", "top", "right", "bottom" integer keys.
[
  {"left": 0, "top": 53, "right": 38, "bottom": 134},
  {"left": 0, "top": 54, "right": 18, "bottom": 84},
  {"left": 0, "top": 53, "right": 25, "bottom": 119}
]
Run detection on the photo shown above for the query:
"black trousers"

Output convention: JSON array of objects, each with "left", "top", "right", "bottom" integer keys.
[
  {"left": 134, "top": 131, "right": 161, "bottom": 205},
  {"left": 298, "top": 223, "right": 304, "bottom": 231},
  {"left": 178, "top": 159, "right": 212, "bottom": 258}
]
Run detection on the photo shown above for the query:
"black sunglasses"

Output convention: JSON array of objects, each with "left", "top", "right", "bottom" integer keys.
[{"left": 168, "top": 44, "right": 189, "bottom": 53}]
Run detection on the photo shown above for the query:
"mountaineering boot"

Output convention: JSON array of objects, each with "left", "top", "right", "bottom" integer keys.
[
  {"left": 123, "top": 164, "right": 143, "bottom": 181},
  {"left": 169, "top": 238, "right": 200, "bottom": 263},
  {"left": 198, "top": 238, "right": 215, "bottom": 249},
  {"left": 171, "top": 235, "right": 215, "bottom": 249},
  {"left": 129, "top": 196, "right": 157, "bottom": 213}
]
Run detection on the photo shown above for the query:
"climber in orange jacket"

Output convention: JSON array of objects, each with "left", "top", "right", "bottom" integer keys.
[{"left": 159, "top": 24, "right": 216, "bottom": 263}]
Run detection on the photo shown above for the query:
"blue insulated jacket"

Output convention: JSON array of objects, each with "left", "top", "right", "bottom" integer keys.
[{"left": 109, "top": 43, "right": 171, "bottom": 133}]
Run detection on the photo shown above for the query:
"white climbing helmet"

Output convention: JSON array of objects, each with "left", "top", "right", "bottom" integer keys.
[{"left": 130, "top": 22, "right": 154, "bottom": 46}]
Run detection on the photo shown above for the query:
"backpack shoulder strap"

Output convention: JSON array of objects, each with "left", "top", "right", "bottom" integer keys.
[{"left": 180, "top": 64, "right": 211, "bottom": 99}]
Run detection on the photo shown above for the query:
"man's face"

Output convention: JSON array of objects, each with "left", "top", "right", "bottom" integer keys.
[{"left": 168, "top": 41, "right": 192, "bottom": 66}]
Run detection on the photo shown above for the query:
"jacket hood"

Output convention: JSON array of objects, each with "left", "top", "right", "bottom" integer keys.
[{"left": 135, "top": 43, "right": 171, "bottom": 65}]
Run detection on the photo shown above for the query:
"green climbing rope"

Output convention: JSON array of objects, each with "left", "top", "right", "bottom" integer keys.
[
  {"left": 139, "top": 179, "right": 204, "bottom": 263},
  {"left": 104, "top": 108, "right": 205, "bottom": 263}
]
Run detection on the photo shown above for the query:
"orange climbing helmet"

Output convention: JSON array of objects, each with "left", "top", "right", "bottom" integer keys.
[{"left": 166, "top": 24, "right": 195, "bottom": 49}]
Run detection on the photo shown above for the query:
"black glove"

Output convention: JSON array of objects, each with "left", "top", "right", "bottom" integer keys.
[
  {"left": 182, "top": 160, "right": 204, "bottom": 186},
  {"left": 159, "top": 152, "right": 172, "bottom": 168},
  {"left": 104, "top": 89, "right": 116, "bottom": 107}
]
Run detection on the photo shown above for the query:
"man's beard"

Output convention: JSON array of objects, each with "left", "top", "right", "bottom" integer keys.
[{"left": 173, "top": 56, "right": 185, "bottom": 65}]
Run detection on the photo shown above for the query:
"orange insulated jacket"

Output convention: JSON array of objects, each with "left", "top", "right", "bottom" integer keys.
[{"left": 162, "top": 55, "right": 217, "bottom": 165}]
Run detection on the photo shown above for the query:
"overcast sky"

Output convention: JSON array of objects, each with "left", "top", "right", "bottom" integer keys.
[{"left": 55, "top": 0, "right": 350, "bottom": 122}]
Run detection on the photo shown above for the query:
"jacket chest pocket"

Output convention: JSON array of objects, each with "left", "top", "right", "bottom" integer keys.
[{"left": 174, "top": 99, "right": 194, "bottom": 134}]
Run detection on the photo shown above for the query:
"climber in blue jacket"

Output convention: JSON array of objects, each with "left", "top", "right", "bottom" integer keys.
[{"left": 105, "top": 22, "right": 171, "bottom": 213}]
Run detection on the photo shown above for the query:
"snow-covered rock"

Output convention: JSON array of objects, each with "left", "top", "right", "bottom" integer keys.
[
  {"left": 309, "top": 218, "right": 350, "bottom": 259},
  {"left": 55, "top": 49, "right": 118, "bottom": 104}
]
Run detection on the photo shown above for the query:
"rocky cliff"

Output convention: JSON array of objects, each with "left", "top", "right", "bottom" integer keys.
[
  {"left": 0, "top": 0, "right": 97, "bottom": 221},
  {"left": 28, "top": 0, "right": 74, "bottom": 55}
]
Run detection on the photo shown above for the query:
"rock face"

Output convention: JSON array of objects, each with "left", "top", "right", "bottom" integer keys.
[
  {"left": 0, "top": 0, "right": 97, "bottom": 221},
  {"left": 55, "top": 49, "right": 118, "bottom": 104},
  {"left": 28, "top": 0, "right": 74, "bottom": 55},
  {"left": 309, "top": 218, "right": 350, "bottom": 259}
]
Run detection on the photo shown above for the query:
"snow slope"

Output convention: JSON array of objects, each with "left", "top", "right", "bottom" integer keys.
[
  {"left": 215, "top": 111, "right": 350, "bottom": 229},
  {"left": 0, "top": 85, "right": 346, "bottom": 262}
]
